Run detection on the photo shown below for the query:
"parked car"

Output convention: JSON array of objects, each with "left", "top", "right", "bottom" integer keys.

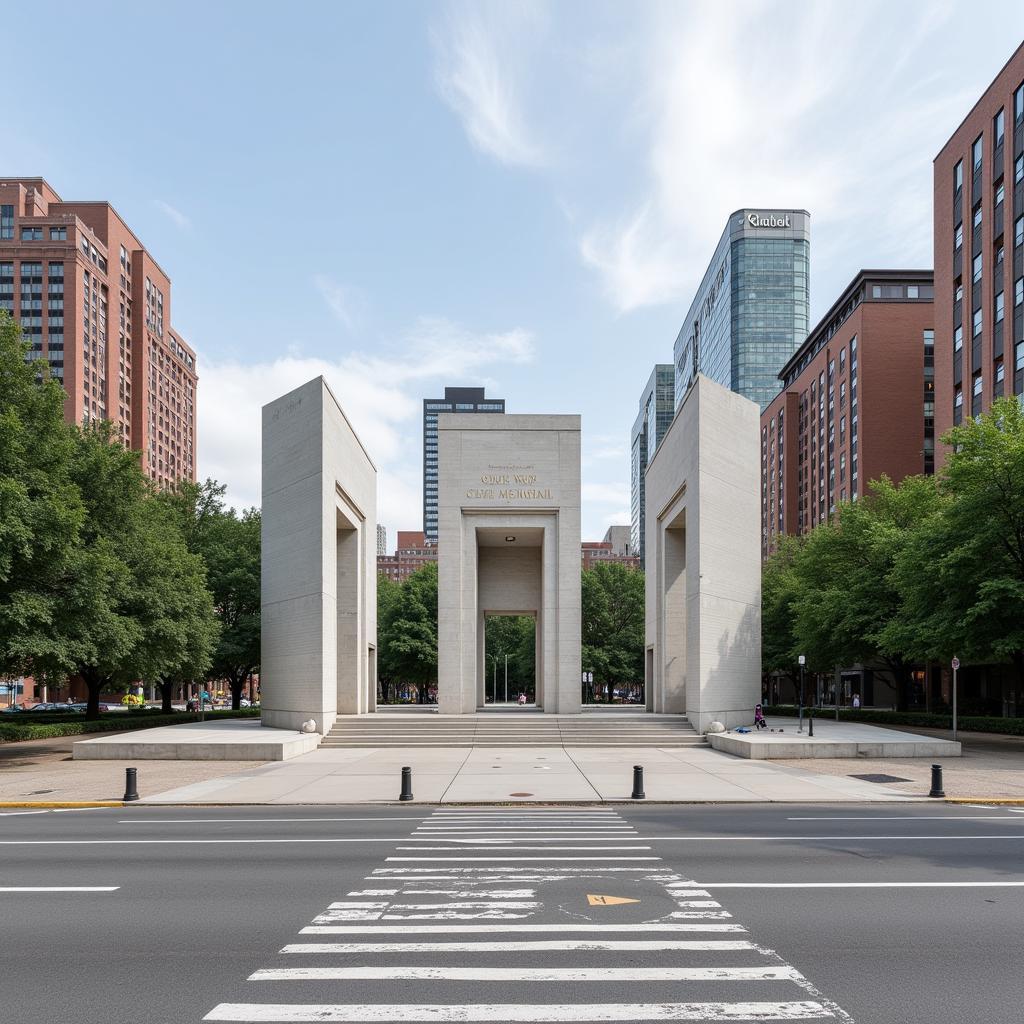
[
  {"left": 1, "top": 704, "right": 28, "bottom": 713},
  {"left": 68, "top": 702, "right": 110, "bottom": 713}
]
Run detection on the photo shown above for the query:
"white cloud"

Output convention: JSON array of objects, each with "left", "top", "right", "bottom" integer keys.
[
  {"left": 577, "top": 1, "right": 963, "bottom": 314},
  {"left": 314, "top": 275, "right": 362, "bottom": 331},
  {"left": 197, "top": 317, "right": 535, "bottom": 536},
  {"left": 433, "top": 1, "right": 547, "bottom": 168},
  {"left": 153, "top": 199, "right": 190, "bottom": 230},
  {"left": 581, "top": 481, "right": 628, "bottom": 506}
]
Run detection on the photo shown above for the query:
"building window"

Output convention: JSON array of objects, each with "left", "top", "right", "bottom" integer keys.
[
  {"left": 21, "top": 227, "right": 43, "bottom": 240},
  {"left": 1016, "top": 278, "right": 1024, "bottom": 307},
  {"left": 996, "top": 182, "right": 1005, "bottom": 208},
  {"left": 973, "top": 254, "right": 982, "bottom": 283},
  {"left": 973, "top": 374, "right": 983, "bottom": 396},
  {"left": 996, "top": 291, "right": 1005, "bottom": 323},
  {"left": 973, "top": 204, "right": 982, "bottom": 230},
  {"left": 49, "top": 227, "right": 67, "bottom": 241},
  {"left": 907, "top": 285, "right": 919, "bottom": 299},
  {"left": 954, "top": 223, "right": 963, "bottom": 249},
  {"left": 973, "top": 308, "right": 982, "bottom": 337},
  {"left": 954, "top": 325, "right": 963, "bottom": 351},
  {"left": 0, "top": 205, "right": 13, "bottom": 240},
  {"left": 954, "top": 159, "right": 963, "bottom": 192},
  {"left": 1016, "top": 82, "right": 1024, "bottom": 123},
  {"left": 996, "top": 360, "right": 1005, "bottom": 384},
  {"left": 1017, "top": 343, "right": 1024, "bottom": 372},
  {"left": 1017, "top": 155, "right": 1024, "bottom": 185},
  {"left": 972, "top": 135, "right": 983, "bottom": 171},
  {"left": 995, "top": 107, "right": 1006, "bottom": 146},
  {"left": 1016, "top": 217, "right": 1024, "bottom": 249}
]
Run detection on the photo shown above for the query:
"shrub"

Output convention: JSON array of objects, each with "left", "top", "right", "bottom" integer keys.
[{"left": 0, "top": 706, "right": 260, "bottom": 743}]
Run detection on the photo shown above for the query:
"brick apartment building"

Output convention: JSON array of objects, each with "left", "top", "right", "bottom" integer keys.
[
  {"left": 0, "top": 177, "right": 197, "bottom": 487},
  {"left": 934, "top": 42, "right": 1024, "bottom": 451},
  {"left": 377, "top": 530, "right": 438, "bottom": 582},
  {"left": 761, "top": 270, "right": 934, "bottom": 557}
]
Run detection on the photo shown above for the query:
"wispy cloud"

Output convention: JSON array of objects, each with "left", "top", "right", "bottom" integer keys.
[
  {"left": 432, "top": 1, "right": 547, "bottom": 168},
  {"left": 575, "top": 1, "right": 964, "bottom": 313},
  {"left": 153, "top": 199, "right": 190, "bottom": 230},
  {"left": 314, "top": 274, "right": 362, "bottom": 331},
  {"left": 198, "top": 317, "right": 536, "bottom": 534}
]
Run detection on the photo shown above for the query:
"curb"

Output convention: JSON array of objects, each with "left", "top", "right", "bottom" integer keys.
[
  {"left": 0, "top": 801, "right": 123, "bottom": 809},
  {"left": 945, "top": 797, "right": 1024, "bottom": 805}
]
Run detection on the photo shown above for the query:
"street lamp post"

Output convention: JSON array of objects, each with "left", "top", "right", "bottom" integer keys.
[
  {"left": 504, "top": 654, "right": 509, "bottom": 704},
  {"left": 485, "top": 654, "right": 497, "bottom": 704},
  {"left": 798, "top": 655, "right": 806, "bottom": 734}
]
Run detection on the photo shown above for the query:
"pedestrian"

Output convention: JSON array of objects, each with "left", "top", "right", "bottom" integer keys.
[
  {"left": 852, "top": 693, "right": 861, "bottom": 710},
  {"left": 754, "top": 703, "right": 767, "bottom": 730}
]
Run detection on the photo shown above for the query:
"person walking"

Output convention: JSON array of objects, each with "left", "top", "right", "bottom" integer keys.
[{"left": 852, "top": 693, "right": 861, "bottom": 710}]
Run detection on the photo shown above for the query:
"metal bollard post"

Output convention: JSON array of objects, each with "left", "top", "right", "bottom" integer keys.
[
  {"left": 399, "top": 766, "right": 414, "bottom": 802},
  {"left": 631, "top": 765, "right": 645, "bottom": 800},
  {"left": 123, "top": 767, "right": 139, "bottom": 802},
  {"left": 808, "top": 711, "right": 814, "bottom": 738},
  {"left": 928, "top": 763, "right": 945, "bottom": 798}
]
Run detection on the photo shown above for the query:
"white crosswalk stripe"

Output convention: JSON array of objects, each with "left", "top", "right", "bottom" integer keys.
[{"left": 203, "top": 807, "right": 856, "bottom": 1023}]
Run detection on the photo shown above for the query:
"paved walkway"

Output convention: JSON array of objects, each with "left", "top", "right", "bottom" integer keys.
[{"left": 143, "top": 743, "right": 920, "bottom": 804}]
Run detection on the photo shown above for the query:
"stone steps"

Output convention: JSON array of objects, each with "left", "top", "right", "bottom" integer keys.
[{"left": 322, "top": 715, "right": 707, "bottom": 748}]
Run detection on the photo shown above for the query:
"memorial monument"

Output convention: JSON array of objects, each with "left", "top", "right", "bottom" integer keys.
[
  {"left": 260, "top": 377, "right": 378, "bottom": 732},
  {"left": 644, "top": 374, "right": 761, "bottom": 732},
  {"left": 436, "top": 413, "right": 582, "bottom": 714}
]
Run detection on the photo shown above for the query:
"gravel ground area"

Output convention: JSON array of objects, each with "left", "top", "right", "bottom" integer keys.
[{"left": 0, "top": 733, "right": 263, "bottom": 802}]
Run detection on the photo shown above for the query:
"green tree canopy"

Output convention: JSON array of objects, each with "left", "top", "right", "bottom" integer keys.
[
  {"left": 581, "top": 562, "right": 644, "bottom": 700},
  {"left": 378, "top": 562, "right": 438, "bottom": 699},
  {"left": 160, "top": 480, "right": 260, "bottom": 709},
  {"left": 761, "top": 534, "right": 803, "bottom": 678},
  {"left": 0, "top": 311, "right": 84, "bottom": 684},
  {"left": 887, "top": 398, "right": 1024, "bottom": 684}
]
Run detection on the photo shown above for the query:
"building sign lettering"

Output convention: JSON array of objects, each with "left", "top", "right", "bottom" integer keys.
[{"left": 747, "top": 212, "right": 791, "bottom": 228}]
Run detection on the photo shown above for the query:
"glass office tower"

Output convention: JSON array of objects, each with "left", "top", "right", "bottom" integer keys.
[
  {"left": 674, "top": 209, "right": 810, "bottom": 412},
  {"left": 630, "top": 363, "right": 675, "bottom": 563}
]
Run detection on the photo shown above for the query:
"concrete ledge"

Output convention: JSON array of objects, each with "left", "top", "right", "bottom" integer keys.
[
  {"left": 72, "top": 719, "right": 320, "bottom": 761},
  {"left": 708, "top": 729, "right": 961, "bottom": 759}
]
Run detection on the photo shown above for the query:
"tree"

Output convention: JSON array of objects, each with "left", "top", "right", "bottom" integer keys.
[
  {"left": 378, "top": 562, "right": 438, "bottom": 700},
  {"left": 888, "top": 398, "right": 1024, "bottom": 689},
  {"left": 581, "top": 562, "right": 644, "bottom": 702},
  {"left": 375, "top": 573, "right": 403, "bottom": 703},
  {"left": 160, "top": 481, "right": 260, "bottom": 709},
  {"left": 0, "top": 311, "right": 84, "bottom": 687},
  {"left": 484, "top": 614, "right": 535, "bottom": 701},
  {"left": 761, "top": 535, "right": 803, "bottom": 686},
  {"left": 790, "top": 475, "right": 940, "bottom": 709}
]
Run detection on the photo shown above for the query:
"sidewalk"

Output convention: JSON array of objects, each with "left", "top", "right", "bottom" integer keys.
[{"left": 141, "top": 743, "right": 921, "bottom": 804}]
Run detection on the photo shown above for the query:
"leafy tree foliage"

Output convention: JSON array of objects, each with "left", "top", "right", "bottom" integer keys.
[
  {"left": 484, "top": 614, "right": 535, "bottom": 701},
  {"left": 761, "top": 534, "right": 803, "bottom": 682},
  {"left": 377, "top": 562, "right": 438, "bottom": 700},
  {"left": 0, "top": 311, "right": 84, "bottom": 684},
  {"left": 581, "top": 562, "right": 644, "bottom": 700},
  {"left": 160, "top": 480, "right": 260, "bottom": 709},
  {"left": 888, "top": 398, "right": 1024, "bottom": 685}
]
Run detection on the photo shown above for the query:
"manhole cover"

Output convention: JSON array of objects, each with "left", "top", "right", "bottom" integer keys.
[
  {"left": 509, "top": 792, "right": 534, "bottom": 797},
  {"left": 849, "top": 773, "right": 912, "bottom": 784}
]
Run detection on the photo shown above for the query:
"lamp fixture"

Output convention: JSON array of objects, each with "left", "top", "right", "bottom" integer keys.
[{"left": 505, "top": 535, "right": 516, "bottom": 543}]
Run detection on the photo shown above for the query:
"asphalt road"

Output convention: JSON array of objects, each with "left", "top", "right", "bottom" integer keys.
[{"left": 2, "top": 802, "right": 1023, "bottom": 1023}]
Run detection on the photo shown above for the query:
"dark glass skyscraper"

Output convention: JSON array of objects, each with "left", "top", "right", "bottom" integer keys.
[
  {"left": 630, "top": 363, "right": 674, "bottom": 563},
  {"left": 674, "top": 209, "right": 810, "bottom": 413},
  {"left": 422, "top": 386, "right": 505, "bottom": 541}
]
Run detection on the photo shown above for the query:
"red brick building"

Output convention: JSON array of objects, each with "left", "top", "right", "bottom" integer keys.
[
  {"left": 933, "top": 42, "right": 1024, "bottom": 456},
  {"left": 0, "top": 177, "right": 197, "bottom": 487},
  {"left": 761, "top": 270, "right": 934, "bottom": 558},
  {"left": 580, "top": 541, "right": 640, "bottom": 572},
  {"left": 377, "top": 530, "right": 438, "bottom": 582}
]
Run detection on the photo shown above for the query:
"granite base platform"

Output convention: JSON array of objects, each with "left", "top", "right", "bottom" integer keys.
[{"left": 72, "top": 719, "right": 320, "bottom": 761}]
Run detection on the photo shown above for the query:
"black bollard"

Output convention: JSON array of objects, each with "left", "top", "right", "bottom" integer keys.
[
  {"left": 123, "top": 767, "right": 139, "bottom": 802},
  {"left": 399, "top": 766, "right": 414, "bottom": 802},
  {"left": 928, "top": 763, "right": 945, "bottom": 798},
  {"left": 808, "top": 712, "right": 814, "bottom": 737},
  {"left": 631, "top": 765, "right": 645, "bottom": 800}
]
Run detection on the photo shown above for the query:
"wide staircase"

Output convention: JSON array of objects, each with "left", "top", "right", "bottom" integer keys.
[{"left": 322, "top": 711, "right": 706, "bottom": 748}]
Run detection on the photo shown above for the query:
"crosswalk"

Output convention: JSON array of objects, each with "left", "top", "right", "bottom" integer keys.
[{"left": 203, "top": 808, "right": 855, "bottom": 1022}]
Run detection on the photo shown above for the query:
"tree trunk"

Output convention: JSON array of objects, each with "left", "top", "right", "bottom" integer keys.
[
  {"left": 82, "top": 669, "right": 103, "bottom": 720},
  {"left": 158, "top": 680, "right": 174, "bottom": 714}
]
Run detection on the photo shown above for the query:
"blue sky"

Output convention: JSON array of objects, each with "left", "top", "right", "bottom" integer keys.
[{"left": 8, "top": 1, "right": 1024, "bottom": 544}]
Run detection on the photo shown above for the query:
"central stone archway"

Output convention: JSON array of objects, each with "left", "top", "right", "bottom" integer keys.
[{"left": 437, "top": 414, "right": 581, "bottom": 714}]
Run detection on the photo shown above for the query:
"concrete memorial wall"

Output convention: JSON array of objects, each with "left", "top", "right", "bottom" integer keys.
[
  {"left": 260, "top": 377, "right": 378, "bottom": 732},
  {"left": 644, "top": 374, "right": 761, "bottom": 732},
  {"left": 436, "top": 413, "right": 582, "bottom": 714}
]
